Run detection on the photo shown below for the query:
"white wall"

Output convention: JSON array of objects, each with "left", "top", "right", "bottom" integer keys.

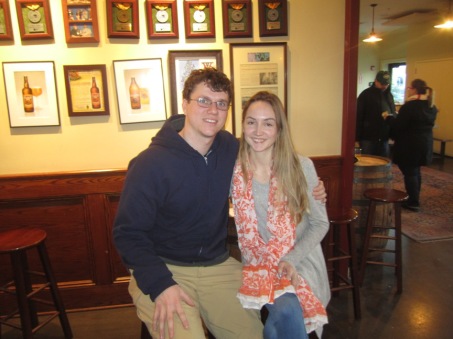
[{"left": 0, "top": 0, "right": 345, "bottom": 175}]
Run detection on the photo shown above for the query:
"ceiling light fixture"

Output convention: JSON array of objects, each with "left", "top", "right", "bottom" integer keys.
[
  {"left": 363, "top": 4, "right": 382, "bottom": 42},
  {"left": 434, "top": 0, "right": 453, "bottom": 28}
]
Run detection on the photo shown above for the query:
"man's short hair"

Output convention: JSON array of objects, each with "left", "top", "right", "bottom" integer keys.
[{"left": 182, "top": 68, "right": 232, "bottom": 103}]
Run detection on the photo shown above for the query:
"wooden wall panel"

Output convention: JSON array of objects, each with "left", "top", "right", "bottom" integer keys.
[{"left": 0, "top": 157, "right": 342, "bottom": 311}]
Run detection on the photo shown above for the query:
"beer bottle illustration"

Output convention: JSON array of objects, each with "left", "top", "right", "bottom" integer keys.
[
  {"left": 129, "top": 77, "right": 141, "bottom": 109},
  {"left": 22, "top": 76, "right": 34, "bottom": 113},
  {"left": 91, "top": 77, "right": 101, "bottom": 109}
]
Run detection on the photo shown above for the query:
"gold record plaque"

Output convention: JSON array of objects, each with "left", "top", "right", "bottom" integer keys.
[
  {"left": 146, "top": 0, "right": 178, "bottom": 39},
  {"left": 114, "top": 3, "right": 132, "bottom": 31},
  {"left": 222, "top": 0, "right": 252, "bottom": 38},
  {"left": 15, "top": 0, "right": 54, "bottom": 40},
  {"left": 258, "top": 0, "right": 287, "bottom": 37},
  {"left": 184, "top": 0, "right": 215, "bottom": 38}
]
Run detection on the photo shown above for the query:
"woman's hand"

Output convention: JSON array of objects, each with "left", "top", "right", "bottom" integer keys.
[{"left": 278, "top": 261, "right": 300, "bottom": 289}]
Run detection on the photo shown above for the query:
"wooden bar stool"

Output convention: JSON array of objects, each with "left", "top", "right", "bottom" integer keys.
[
  {"left": 324, "top": 207, "right": 361, "bottom": 319},
  {"left": 0, "top": 228, "right": 72, "bottom": 338},
  {"left": 359, "top": 188, "right": 408, "bottom": 294}
]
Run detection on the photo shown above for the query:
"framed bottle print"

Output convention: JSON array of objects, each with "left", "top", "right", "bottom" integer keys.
[
  {"left": 106, "top": 0, "right": 139, "bottom": 38},
  {"left": 222, "top": 0, "right": 252, "bottom": 38},
  {"left": 0, "top": 0, "right": 14, "bottom": 41},
  {"left": 15, "top": 0, "right": 54, "bottom": 40},
  {"left": 258, "top": 0, "right": 287, "bottom": 37},
  {"left": 61, "top": 0, "right": 99, "bottom": 43},
  {"left": 145, "top": 0, "right": 178, "bottom": 39},
  {"left": 183, "top": 0, "right": 215, "bottom": 39},
  {"left": 63, "top": 64, "right": 109, "bottom": 116}
]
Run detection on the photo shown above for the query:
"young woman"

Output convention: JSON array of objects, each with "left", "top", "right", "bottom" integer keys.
[
  {"left": 383, "top": 78, "right": 438, "bottom": 211},
  {"left": 231, "top": 91, "right": 330, "bottom": 338}
]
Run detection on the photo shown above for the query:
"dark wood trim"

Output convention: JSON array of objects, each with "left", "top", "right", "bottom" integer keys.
[{"left": 0, "top": 157, "right": 341, "bottom": 311}]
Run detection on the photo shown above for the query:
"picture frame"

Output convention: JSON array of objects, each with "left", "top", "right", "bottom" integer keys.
[
  {"left": 2, "top": 61, "right": 60, "bottom": 127},
  {"left": 106, "top": 0, "right": 139, "bottom": 38},
  {"left": 168, "top": 50, "right": 223, "bottom": 115},
  {"left": 15, "top": 0, "right": 54, "bottom": 40},
  {"left": 183, "top": 0, "right": 215, "bottom": 39},
  {"left": 0, "top": 0, "right": 14, "bottom": 41},
  {"left": 61, "top": 0, "right": 100, "bottom": 43},
  {"left": 222, "top": 0, "right": 252, "bottom": 38},
  {"left": 113, "top": 58, "right": 167, "bottom": 124},
  {"left": 63, "top": 64, "right": 109, "bottom": 116},
  {"left": 229, "top": 42, "right": 287, "bottom": 136},
  {"left": 145, "top": 0, "right": 178, "bottom": 39},
  {"left": 258, "top": 0, "right": 287, "bottom": 37}
]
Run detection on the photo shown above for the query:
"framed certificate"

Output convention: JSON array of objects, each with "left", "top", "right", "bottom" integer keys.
[
  {"left": 62, "top": 0, "right": 99, "bottom": 43},
  {"left": 0, "top": 0, "right": 14, "bottom": 41},
  {"left": 222, "top": 0, "right": 252, "bottom": 38},
  {"left": 145, "top": 0, "right": 178, "bottom": 39},
  {"left": 183, "top": 0, "right": 215, "bottom": 39},
  {"left": 106, "top": 0, "right": 139, "bottom": 38},
  {"left": 15, "top": 0, "right": 54, "bottom": 40},
  {"left": 258, "top": 0, "right": 287, "bottom": 37}
]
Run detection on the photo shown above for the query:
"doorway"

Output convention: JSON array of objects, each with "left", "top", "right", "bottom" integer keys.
[{"left": 388, "top": 62, "right": 407, "bottom": 106}]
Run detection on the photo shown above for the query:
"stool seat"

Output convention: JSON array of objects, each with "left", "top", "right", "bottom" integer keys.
[
  {"left": 359, "top": 188, "right": 408, "bottom": 294},
  {"left": 0, "top": 228, "right": 72, "bottom": 338},
  {"left": 0, "top": 228, "right": 47, "bottom": 253},
  {"left": 323, "top": 207, "right": 361, "bottom": 319},
  {"left": 363, "top": 188, "right": 409, "bottom": 203}
]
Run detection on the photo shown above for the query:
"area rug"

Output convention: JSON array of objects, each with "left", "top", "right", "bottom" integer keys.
[{"left": 392, "top": 165, "right": 453, "bottom": 242}]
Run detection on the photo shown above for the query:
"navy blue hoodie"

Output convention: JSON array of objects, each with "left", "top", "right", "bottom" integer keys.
[{"left": 113, "top": 114, "right": 239, "bottom": 301}]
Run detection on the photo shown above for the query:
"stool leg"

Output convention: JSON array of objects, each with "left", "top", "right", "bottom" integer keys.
[
  {"left": 394, "top": 203, "right": 403, "bottom": 294},
  {"left": 359, "top": 200, "right": 377, "bottom": 286},
  {"left": 332, "top": 224, "right": 341, "bottom": 294},
  {"left": 347, "top": 222, "right": 361, "bottom": 319},
  {"left": 10, "top": 252, "right": 34, "bottom": 339},
  {"left": 37, "top": 242, "right": 73, "bottom": 339}
]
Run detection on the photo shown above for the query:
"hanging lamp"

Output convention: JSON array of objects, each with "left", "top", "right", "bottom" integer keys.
[
  {"left": 363, "top": 4, "right": 382, "bottom": 42},
  {"left": 434, "top": 0, "right": 453, "bottom": 28}
]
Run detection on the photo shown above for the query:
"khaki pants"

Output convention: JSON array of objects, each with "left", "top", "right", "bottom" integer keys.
[{"left": 129, "top": 257, "right": 263, "bottom": 339}]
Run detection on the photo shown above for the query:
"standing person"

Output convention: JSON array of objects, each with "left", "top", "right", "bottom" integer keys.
[
  {"left": 383, "top": 79, "right": 437, "bottom": 212},
  {"left": 231, "top": 91, "right": 330, "bottom": 339},
  {"left": 356, "top": 70, "right": 397, "bottom": 157},
  {"left": 113, "top": 68, "right": 327, "bottom": 339}
]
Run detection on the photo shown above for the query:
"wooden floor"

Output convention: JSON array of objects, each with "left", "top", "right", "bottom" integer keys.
[{"left": 2, "top": 156, "right": 453, "bottom": 339}]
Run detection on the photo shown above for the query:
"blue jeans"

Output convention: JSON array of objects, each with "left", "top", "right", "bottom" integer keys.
[{"left": 263, "top": 293, "right": 308, "bottom": 339}]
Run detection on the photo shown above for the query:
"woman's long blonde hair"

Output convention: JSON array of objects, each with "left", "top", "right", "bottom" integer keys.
[{"left": 237, "top": 91, "right": 309, "bottom": 224}]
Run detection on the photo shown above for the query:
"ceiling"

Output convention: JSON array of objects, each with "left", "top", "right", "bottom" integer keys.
[{"left": 359, "top": 0, "right": 450, "bottom": 36}]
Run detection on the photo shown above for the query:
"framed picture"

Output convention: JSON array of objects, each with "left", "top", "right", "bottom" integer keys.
[
  {"left": 63, "top": 64, "right": 109, "bottom": 116},
  {"left": 229, "top": 42, "right": 287, "bottom": 136},
  {"left": 258, "top": 0, "right": 287, "bottom": 37},
  {"left": 0, "top": 0, "right": 14, "bottom": 41},
  {"left": 2, "top": 61, "right": 60, "bottom": 127},
  {"left": 61, "top": 0, "right": 99, "bottom": 43},
  {"left": 106, "top": 0, "right": 139, "bottom": 38},
  {"left": 183, "top": 0, "right": 215, "bottom": 39},
  {"left": 15, "top": 0, "right": 54, "bottom": 40},
  {"left": 113, "top": 58, "right": 167, "bottom": 124},
  {"left": 168, "top": 50, "right": 223, "bottom": 115},
  {"left": 222, "top": 0, "right": 252, "bottom": 38},
  {"left": 145, "top": 0, "right": 178, "bottom": 39}
]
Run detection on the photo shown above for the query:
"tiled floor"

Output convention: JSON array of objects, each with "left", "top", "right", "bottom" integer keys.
[{"left": 2, "top": 157, "right": 452, "bottom": 339}]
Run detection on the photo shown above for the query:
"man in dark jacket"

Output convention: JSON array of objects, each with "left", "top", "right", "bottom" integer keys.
[{"left": 356, "top": 71, "right": 396, "bottom": 157}]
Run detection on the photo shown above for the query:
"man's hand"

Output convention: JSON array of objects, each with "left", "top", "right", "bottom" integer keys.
[
  {"left": 153, "top": 285, "right": 195, "bottom": 339},
  {"left": 278, "top": 261, "right": 300, "bottom": 289},
  {"left": 313, "top": 179, "right": 327, "bottom": 204}
]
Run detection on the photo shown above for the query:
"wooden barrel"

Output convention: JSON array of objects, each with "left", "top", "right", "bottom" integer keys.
[{"left": 353, "top": 155, "right": 393, "bottom": 252}]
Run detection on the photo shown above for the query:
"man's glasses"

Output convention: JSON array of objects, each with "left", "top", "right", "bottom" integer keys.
[{"left": 189, "top": 97, "right": 230, "bottom": 111}]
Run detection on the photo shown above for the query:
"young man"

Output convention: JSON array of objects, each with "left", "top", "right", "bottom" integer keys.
[{"left": 113, "top": 68, "right": 326, "bottom": 339}]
